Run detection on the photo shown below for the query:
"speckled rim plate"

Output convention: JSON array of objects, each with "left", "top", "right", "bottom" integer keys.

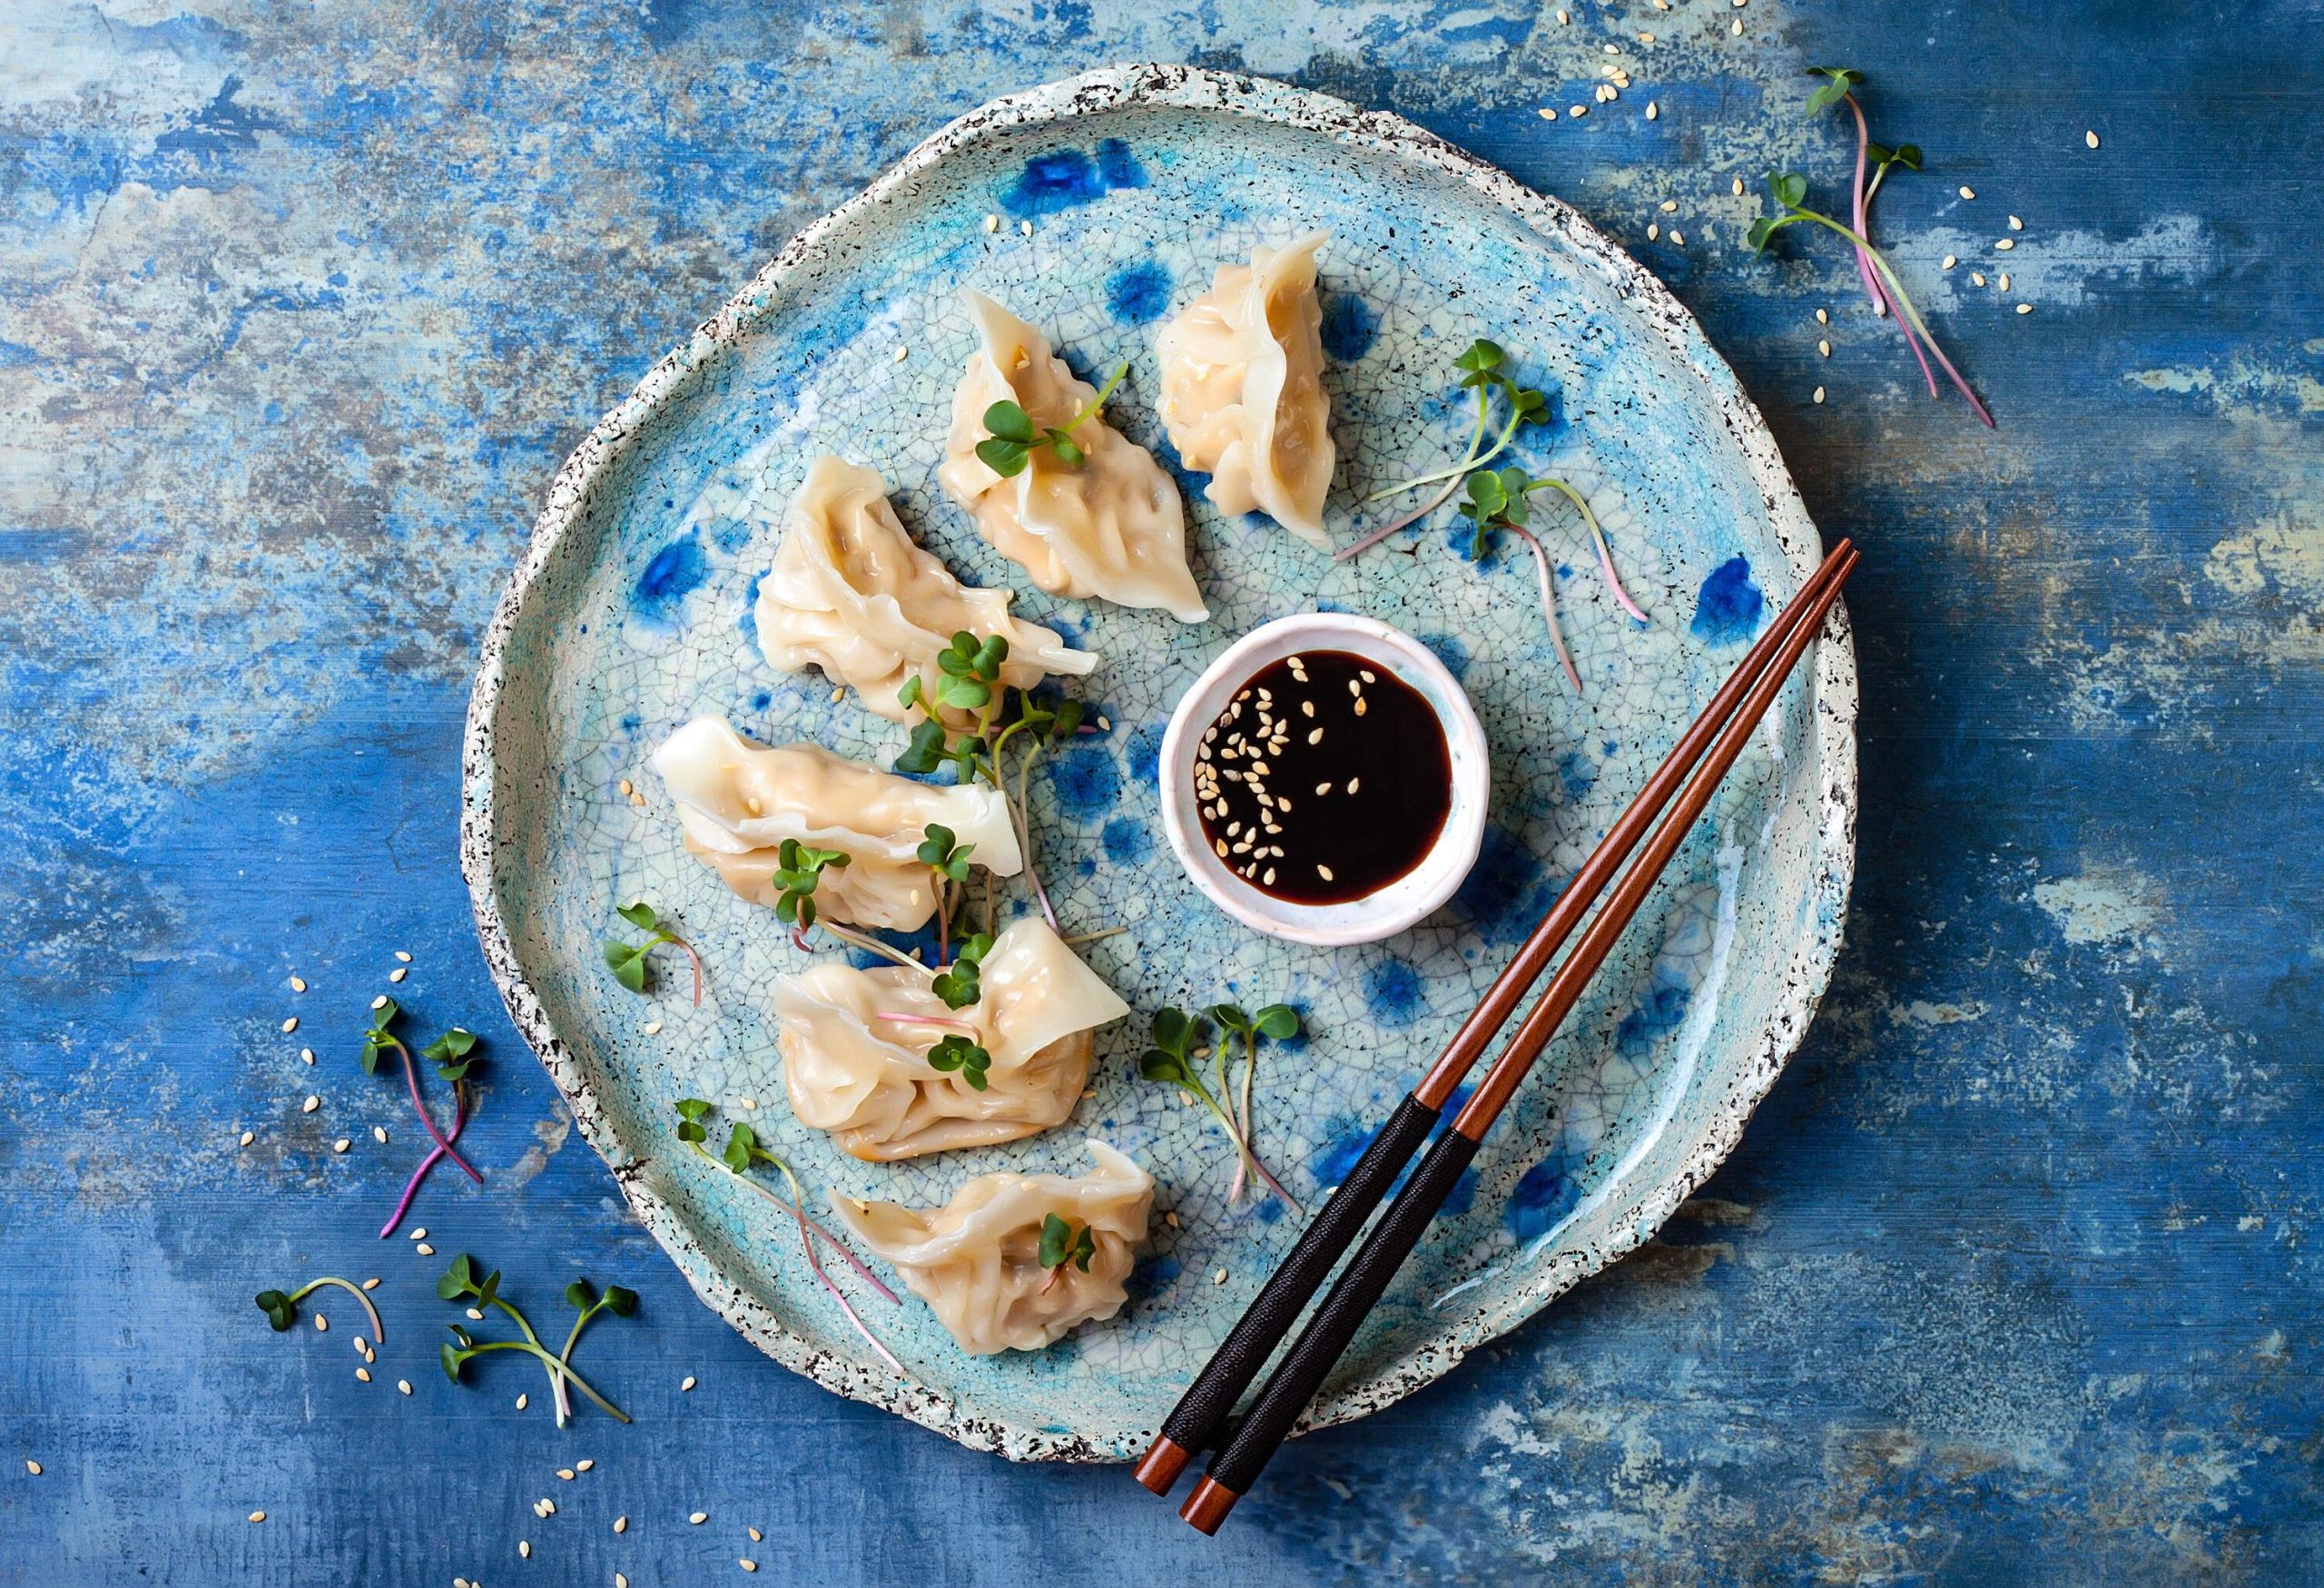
[{"left": 461, "top": 64, "right": 1856, "bottom": 1459}]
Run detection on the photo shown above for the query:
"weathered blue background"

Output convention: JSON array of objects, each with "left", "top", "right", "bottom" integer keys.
[{"left": 4, "top": 2, "right": 2319, "bottom": 1583}]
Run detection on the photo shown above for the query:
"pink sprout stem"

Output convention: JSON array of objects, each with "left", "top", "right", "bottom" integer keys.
[
  {"left": 399, "top": 1041, "right": 481, "bottom": 1184},
  {"left": 1505, "top": 526, "right": 1583, "bottom": 693},
  {"left": 786, "top": 1189, "right": 908, "bottom": 1376},
  {"left": 379, "top": 1080, "right": 468, "bottom": 1238},
  {"left": 674, "top": 934, "right": 704, "bottom": 1007},
  {"left": 1846, "top": 94, "right": 1939, "bottom": 397},
  {"left": 1334, "top": 474, "right": 1465, "bottom": 563},
  {"left": 1013, "top": 748, "right": 1060, "bottom": 933},
  {"left": 874, "top": 1011, "right": 980, "bottom": 1034}
]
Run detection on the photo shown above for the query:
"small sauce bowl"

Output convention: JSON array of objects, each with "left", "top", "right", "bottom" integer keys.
[{"left": 1157, "top": 614, "right": 1490, "bottom": 947}]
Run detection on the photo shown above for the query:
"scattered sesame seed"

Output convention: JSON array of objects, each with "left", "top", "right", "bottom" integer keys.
[
  {"left": 1994, "top": 238, "right": 2014, "bottom": 251},
  {"left": 468, "top": 1307, "right": 485, "bottom": 1321},
  {"left": 576, "top": 1460, "right": 594, "bottom": 1473},
  {"left": 1669, "top": 230, "right": 1683, "bottom": 246},
  {"left": 539, "top": 1498, "right": 556, "bottom": 1515},
  {"left": 1647, "top": 222, "right": 1659, "bottom": 241},
  {"left": 1659, "top": 200, "right": 1678, "bottom": 214},
  {"left": 332, "top": 1138, "right": 350, "bottom": 1154},
  {"left": 371, "top": 995, "right": 388, "bottom": 1011},
  {"left": 240, "top": 1130, "right": 254, "bottom": 1147},
  {"left": 356, "top": 1366, "right": 371, "bottom": 1382},
  {"left": 1556, "top": 6, "right": 1568, "bottom": 20},
  {"left": 1971, "top": 271, "right": 1986, "bottom": 286},
  {"left": 682, "top": 1376, "right": 697, "bottom": 1392},
  {"left": 1997, "top": 272, "right": 2011, "bottom": 290},
  {"left": 829, "top": 686, "right": 844, "bottom": 704},
  {"left": 249, "top": 1511, "right": 266, "bottom": 1524},
  {"left": 517, "top": 1393, "right": 528, "bottom": 1409},
  {"left": 389, "top": 967, "right": 408, "bottom": 983},
  {"left": 351, "top": 1335, "right": 366, "bottom": 1353},
  {"left": 1638, "top": 29, "right": 1654, "bottom": 41},
  {"left": 690, "top": 1512, "right": 708, "bottom": 1525},
  {"left": 373, "top": 1126, "right": 388, "bottom": 1144},
  {"left": 1813, "top": 387, "right": 1827, "bottom": 404},
  {"left": 1213, "top": 1268, "right": 1229, "bottom": 1285},
  {"left": 643, "top": 1021, "right": 663, "bottom": 1036},
  {"left": 521, "top": 1542, "right": 532, "bottom": 1559},
  {"left": 1732, "top": 176, "right": 1745, "bottom": 196},
  {"left": 300, "top": 1049, "right": 315, "bottom": 1064},
  {"left": 362, "top": 1277, "right": 380, "bottom": 1290},
  {"left": 749, "top": 1527, "right": 762, "bottom": 1543},
  {"left": 410, "top": 1228, "right": 428, "bottom": 1240},
  {"left": 1346, "top": 777, "right": 1360, "bottom": 794},
  {"left": 1731, "top": 17, "right": 1742, "bottom": 33},
  {"left": 416, "top": 1243, "right": 435, "bottom": 1256},
  {"left": 1536, "top": 107, "right": 1558, "bottom": 121},
  {"left": 398, "top": 1380, "right": 412, "bottom": 1396},
  {"left": 1570, "top": 104, "right": 1587, "bottom": 118},
  {"left": 558, "top": 1469, "right": 576, "bottom": 1481},
  {"left": 982, "top": 213, "right": 999, "bottom": 233},
  {"left": 1816, "top": 308, "right": 1829, "bottom": 325},
  {"left": 892, "top": 345, "right": 909, "bottom": 363},
  {"left": 615, "top": 1517, "right": 628, "bottom": 1534},
  {"left": 1958, "top": 185, "right": 1975, "bottom": 200},
  {"left": 618, "top": 779, "right": 633, "bottom": 796},
  {"left": 1646, "top": 101, "right": 1659, "bottom": 121},
  {"left": 290, "top": 976, "right": 308, "bottom": 993},
  {"left": 618, "top": 1575, "right": 631, "bottom": 1588},
  {"left": 25, "top": 1461, "right": 40, "bottom": 1476},
  {"left": 2008, "top": 215, "right": 2024, "bottom": 231},
  {"left": 1263, "top": 868, "right": 1275, "bottom": 885},
  {"left": 1019, "top": 220, "right": 1032, "bottom": 237},
  {"left": 314, "top": 1313, "right": 329, "bottom": 1332},
  {"left": 1354, "top": 697, "right": 1368, "bottom": 717},
  {"left": 281, "top": 1017, "right": 299, "bottom": 1033},
  {"left": 1317, "top": 864, "right": 1335, "bottom": 882},
  {"left": 1165, "top": 1209, "right": 1180, "bottom": 1228},
  {"left": 741, "top": 1562, "right": 758, "bottom": 1573},
  {"left": 2086, "top": 130, "right": 2100, "bottom": 149},
  {"left": 1943, "top": 254, "right": 1958, "bottom": 269},
  {"left": 395, "top": 951, "right": 412, "bottom": 964},
  {"left": 2015, "top": 302, "right": 2032, "bottom": 314},
  {"left": 302, "top": 1095, "right": 320, "bottom": 1114}
]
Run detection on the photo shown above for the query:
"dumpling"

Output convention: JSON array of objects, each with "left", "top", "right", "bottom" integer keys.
[
  {"left": 1155, "top": 232, "right": 1336, "bottom": 549},
  {"left": 647, "top": 715, "right": 1020, "bottom": 932},
  {"left": 754, "top": 456, "right": 1096, "bottom": 725},
  {"left": 937, "top": 291, "right": 1208, "bottom": 624},
  {"left": 775, "top": 917, "right": 1129, "bottom": 1160},
  {"left": 829, "top": 1139, "right": 1153, "bottom": 1355}
]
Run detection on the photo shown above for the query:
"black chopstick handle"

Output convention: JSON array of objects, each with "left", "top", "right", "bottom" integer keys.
[
  {"left": 1195, "top": 1127, "right": 1482, "bottom": 1514},
  {"left": 1147, "top": 1094, "right": 1440, "bottom": 1476}
]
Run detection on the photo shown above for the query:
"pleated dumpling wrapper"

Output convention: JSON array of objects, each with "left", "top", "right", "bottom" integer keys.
[
  {"left": 776, "top": 917, "right": 1128, "bottom": 1160},
  {"left": 647, "top": 715, "right": 1019, "bottom": 933},
  {"left": 937, "top": 291, "right": 1208, "bottom": 624},
  {"left": 755, "top": 455, "right": 1096, "bottom": 726},
  {"left": 830, "top": 1139, "right": 1153, "bottom": 1355},
  {"left": 1156, "top": 232, "right": 1336, "bottom": 549}
]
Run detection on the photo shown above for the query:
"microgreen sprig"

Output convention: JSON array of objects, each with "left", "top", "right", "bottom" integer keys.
[
  {"left": 930, "top": 931, "right": 992, "bottom": 1011},
  {"left": 675, "top": 1100, "right": 906, "bottom": 1376},
  {"left": 1335, "top": 339, "right": 1551, "bottom": 562},
  {"left": 436, "top": 1254, "right": 630, "bottom": 1425},
  {"left": 772, "top": 838, "right": 852, "bottom": 937},
  {"left": 918, "top": 823, "right": 974, "bottom": 961},
  {"left": 601, "top": 901, "right": 704, "bottom": 1005},
  {"left": 1037, "top": 1212, "right": 1097, "bottom": 1293},
  {"left": 1140, "top": 1007, "right": 1302, "bottom": 1215},
  {"left": 252, "top": 1277, "right": 383, "bottom": 1343},
  {"left": 359, "top": 998, "right": 483, "bottom": 1187},
  {"left": 974, "top": 361, "right": 1128, "bottom": 478},
  {"left": 1205, "top": 1002, "right": 1304, "bottom": 1208},
  {"left": 926, "top": 1032, "right": 994, "bottom": 1091}
]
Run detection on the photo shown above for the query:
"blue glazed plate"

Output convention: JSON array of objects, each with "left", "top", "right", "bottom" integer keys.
[{"left": 462, "top": 64, "right": 1855, "bottom": 1461}]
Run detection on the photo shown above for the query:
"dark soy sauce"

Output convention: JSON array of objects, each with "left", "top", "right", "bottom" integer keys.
[{"left": 1191, "top": 649, "right": 1453, "bottom": 905}]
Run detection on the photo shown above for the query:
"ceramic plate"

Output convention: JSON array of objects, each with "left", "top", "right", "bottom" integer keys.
[{"left": 462, "top": 64, "right": 1855, "bottom": 1460}]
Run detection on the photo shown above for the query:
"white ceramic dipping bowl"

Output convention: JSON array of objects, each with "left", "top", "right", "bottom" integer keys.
[{"left": 1157, "top": 613, "right": 1491, "bottom": 947}]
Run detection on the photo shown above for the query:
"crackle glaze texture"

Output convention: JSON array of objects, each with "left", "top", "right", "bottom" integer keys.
[
  {"left": 7, "top": 1, "right": 2324, "bottom": 1583},
  {"left": 465, "top": 65, "right": 1851, "bottom": 1460}
]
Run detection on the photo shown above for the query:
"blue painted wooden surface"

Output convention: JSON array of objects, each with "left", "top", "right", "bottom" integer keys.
[{"left": 4, "top": 2, "right": 2319, "bottom": 1582}]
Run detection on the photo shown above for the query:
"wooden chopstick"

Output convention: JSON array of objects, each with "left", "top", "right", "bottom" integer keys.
[
  {"left": 1132, "top": 538, "right": 1857, "bottom": 1496},
  {"left": 1176, "top": 544, "right": 1860, "bottom": 1534}
]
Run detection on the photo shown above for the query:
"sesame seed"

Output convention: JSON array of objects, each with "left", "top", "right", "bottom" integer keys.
[
  {"left": 1732, "top": 176, "right": 1745, "bottom": 196},
  {"left": 558, "top": 1469, "right": 576, "bottom": 1481},
  {"left": 1354, "top": 697, "right": 1368, "bottom": 716},
  {"left": 1263, "top": 869, "right": 1275, "bottom": 885},
  {"left": 618, "top": 1576, "right": 631, "bottom": 1588},
  {"left": 409, "top": 1228, "right": 428, "bottom": 1241},
  {"left": 1603, "top": 42, "right": 1619, "bottom": 54},
  {"left": 1658, "top": 200, "right": 1678, "bottom": 214},
  {"left": 302, "top": 1095, "right": 320, "bottom": 1113},
  {"left": 1638, "top": 29, "right": 1654, "bottom": 41},
  {"left": 749, "top": 1527, "right": 763, "bottom": 1542},
  {"left": 2008, "top": 215, "right": 2024, "bottom": 231},
  {"left": 892, "top": 345, "right": 909, "bottom": 364},
  {"left": 2015, "top": 303, "right": 2032, "bottom": 314},
  {"left": 1317, "top": 864, "right": 1335, "bottom": 882},
  {"left": 389, "top": 967, "right": 408, "bottom": 982},
  {"left": 1346, "top": 778, "right": 1360, "bottom": 794},
  {"left": 373, "top": 1126, "right": 388, "bottom": 1144},
  {"left": 281, "top": 1017, "right": 299, "bottom": 1034},
  {"left": 332, "top": 1139, "right": 350, "bottom": 1154},
  {"left": 25, "top": 1461, "right": 41, "bottom": 1475},
  {"left": 1213, "top": 1268, "right": 1229, "bottom": 1284},
  {"left": 829, "top": 686, "right": 843, "bottom": 704},
  {"left": 691, "top": 1512, "right": 709, "bottom": 1525},
  {"left": 398, "top": 1380, "right": 412, "bottom": 1395},
  {"left": 300, "top": 1048, "right": 314, "bottom": 1064},
  {"left": 517, "top": 1393, "right": 528, "bottom": 1409},
  {"left": 1958, "top": 185, "right": 1975, "bottom": 200},
  {"left": 468, "top": 1307, "right": 485, "bottom": 1321},
  {"left": 1812, "top": 386, "right": 1827, "bottom": 404},
  {"left": 1943, "top": 254, "right": 1958, "bottom": 269},
  {"left": 1971, "top": 271, "right": 1986, "bottom": 286},
  {"left": 982, "top": 213, "right": 999, "bottom": 233},
  {"left": 682, "top": 1376, "right": 697, "bottom": 1392},
  {"left": 239, "top": 1129, "right": 255, "bottom": 1146},
  {"left": 1555, "top": 6, "right": 1568, "bottom": 19},
  {"left": 1570, "top": 104, "right": 1587, "bottom": 118},
  {"left": 290, "top": 976, "right": 308, "bottom": 993},
  {"left": 1647, "top": 222, "right": 1659, "bottom": 241},
  {"left": 1994, "top": 238, "right": 2014, "bottom": 251},
  {"left": 1669, "top": 230, "right": 1683, "bottom": 246},
  {"left": 249, "top": 1511, "right": 266, "bottom": 1524},
  {"left": 615, "top": 1517, "right": 628, "bottom": 1534},
  {"left": 1998, "top": 272, "right": 2011, "bottom": 290},
  {"left": 314, "top": 1313, "right": 329, "bottom": 1332},
  {"left": 576, "top": 1460, "right": 594, "bottom": 1473},
  {"left": 618, "top": 779, "right": 633, "bottom": 796},
  {"left": 1214, "top": 839, "right": 1228, "bottom": 858},
  {"left": 644, "top": 1021, "right": 664, "bottom": 1036},
  {"left": 416, "top": 1243, "right": 435, "bottom": 1256},
  {"left": 2086, "top": 130, "right": 2101, "bottom": 149},
  {"left": 1646, "top": 101, "right": 1659, "bottom": 120},
  {"left": 353, "top": 1336, "right": 367, "bottom": 1353},
  {"left": 540, "top": 1498, "right": 556, "bottom": 1515},
  {"left": 1301, "top": 700, "right": 1315, "bottom": 716},
  {"left": 362, "top": 1277, "right": 380, "bottom": 1290},
  {"left": 370, "top": 995, "right": 388, "bottom": 1011},
  {"left": 521, "top": 1542, "right": 532, "bottom": 1559},
  {"left": 356, "top": 1366, "right": 371, "bottom": 1382},
  {"left": 1019, "top": 220, "right": 1032, "bottom": 236},
  {"left": 1818, "top": 340, "right": 1831, "bottom": 358},
  {"left": 1731, "top": 16, "right": 1742, "bottom": 32},
  {"left": 742, "top": 1563, "right": 758, "bottom": 1573},
  {"left": 1165, "top": 1209, "right": 1180, "bottom": 1228}
]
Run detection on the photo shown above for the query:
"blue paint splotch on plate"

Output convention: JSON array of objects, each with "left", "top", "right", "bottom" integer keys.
[
  {"left": 1365, "top": 955, "right": 1423, "bottom": 1025},
  {"left": 1100, "top": 815, "right": 1151, "bottom": 864},
  {"left": 1047, "top": 742, "right": 1122, "bottom": 817},
  {"left": 1001, "top": 137, "right": 1149, "bottom": 217},
  {"left": 1691, "top": 555, "right": 1765, "bottom": 644},
  {"left": 1507, "top": 1156, "right": 1581, "bottom": 1241},
  {"left": 1107, "top": 261, "right": 1173, "bottom": 324},
  {"left": 634, "top": 532, "right": 707, "bottom": 620},
  {"left": 1452, "top": 824, "right": 1560, "bottom": 945},
  {"left": 1318, "top": 290, "right": 1379, "bottom": 361}
]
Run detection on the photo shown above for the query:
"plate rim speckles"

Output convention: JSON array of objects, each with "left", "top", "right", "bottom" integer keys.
[{"left": 460, "top": 64, "right": 1856, "bottom": 1461}]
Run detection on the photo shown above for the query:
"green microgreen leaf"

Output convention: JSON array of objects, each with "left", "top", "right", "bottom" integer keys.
[
  {"left": 254, "top": 1289, "right": 296, "bottom": 1331},
  {"left": 1254, "top": 1004, "right": 1301, "bottom": 1041},
  {"left": 926, "top": 1033, "right": 992, "bottom": 1090},
  {"left": 565, "top": 1277, "right": 596, "bottom": 1310},
  {"left": 1453, "top": 339, "right": 1506, "bottom": 374},
  {"left": 616, "top": 901, "right": 658, "bottom": 932},
  {"left": 1037, "top": 1212, "right": 1073, "bottom": 1270},
  {"left": 983, "top": 400, "right": 1037, "bottom": 445},
  {"left": 1804, "top": 65, "right": 1866, "bottom": 113}
]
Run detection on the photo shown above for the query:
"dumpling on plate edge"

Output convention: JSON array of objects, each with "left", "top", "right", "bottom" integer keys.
[
  {"left": 646, "top": 715, "right": 1020, "bottom": 933},
  {"left": 775, "top": 916, "right": 1129, "bottom": 1161},
  {"left": 829, "top": 1139, "right": 1153, "bottom": 1355},
  {"left": 754, "top": 455, "right": 1096, "bottom": 727},
  {"left": 937, "top": 291, "right": 1209, "bottom": 625},
  {"left": 1155, "top": 231, "right": 1336, "bottom": 550}
]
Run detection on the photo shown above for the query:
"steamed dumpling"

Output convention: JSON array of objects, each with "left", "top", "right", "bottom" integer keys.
[
  {"left": 776, "top": 917, "right": 1129, "bottom": 1160},
  {"left": 754, "top": 456, "right": 1096, "bottom": 726},
  {"left": 647, "top": 716, "right": 1020, "bottom": 932},
  {"left": 830, "top": 1139, "right": 1153, "bottom": 1355},
  {"left": 937, "top": 291, "right": 1208, "bottom": 624},
  {"left": 1156, "top": 232, "right": 1336, "bottom": 549}
]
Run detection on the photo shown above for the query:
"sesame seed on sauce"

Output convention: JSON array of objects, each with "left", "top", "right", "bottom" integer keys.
[{"left": 1192, "top": 651, "right": 1451, "bottom": 904}]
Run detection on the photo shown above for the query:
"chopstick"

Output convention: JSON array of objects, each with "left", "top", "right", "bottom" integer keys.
[
  {"left": 1132, "top": 538, "right": 1857, "bottom": 1496},
  {"left": 1175, "top": 543, "right": 1860, "bottom": 1534}
]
